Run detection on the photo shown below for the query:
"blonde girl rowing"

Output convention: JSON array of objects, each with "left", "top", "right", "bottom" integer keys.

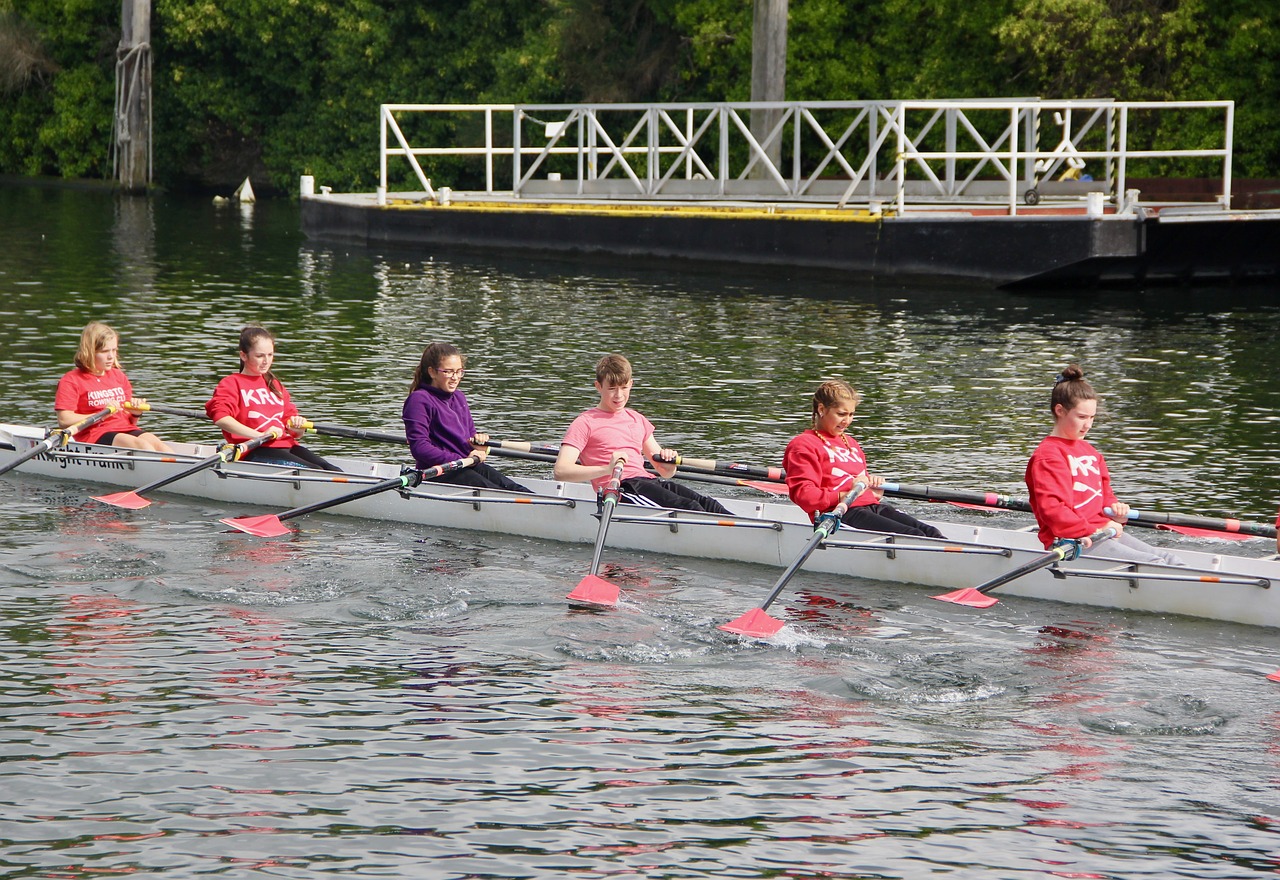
[
  {"left": 204, "top": 325, "right": 340, "bottom": 471},
  {"left": 1024, "top": 365, "right": 1183, "bottom": 565},
  {"left": 54, "top": 321, "right": 173, "bottom": 452},
  {"left": 783, "top": 380, "right": 943, "bottom": 537}
]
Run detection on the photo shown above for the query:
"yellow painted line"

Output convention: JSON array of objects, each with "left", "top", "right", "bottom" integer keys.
[{"left": 383, "top": 199, "right": 889, "bottom": 222}]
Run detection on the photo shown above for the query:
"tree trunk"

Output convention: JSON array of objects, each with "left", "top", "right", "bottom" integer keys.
[{"left": 750, "top": 0, "right": 787, "bottom": 182}]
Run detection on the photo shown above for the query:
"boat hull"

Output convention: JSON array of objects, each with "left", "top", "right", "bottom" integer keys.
[{"left": 3, "top": 423, "right": 1277, "bottom": 630}]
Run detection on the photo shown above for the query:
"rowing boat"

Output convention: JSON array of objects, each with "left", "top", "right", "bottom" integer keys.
[{"left": 3, "top": 422, "right": 1277, "bottom": 630}]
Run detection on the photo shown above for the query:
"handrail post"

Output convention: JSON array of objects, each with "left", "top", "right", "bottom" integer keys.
[
  {"left": 1117, "top": 104, "right": 1128, "bottom": 206},
  {"left": 513, "top": 107, "right": 523, "bottom": 198},
  {"left": 484, "top": 107, "right": 493, "bottom": 193},
  {"left": 1009, "top": 105, "right": 1019, "bottom": 215},
  {"left": 379, "top": 104, "right": 388, "bottom": 194},
  {"left": 1222, "top": 102, "right": 1234, "bottom": 208}
]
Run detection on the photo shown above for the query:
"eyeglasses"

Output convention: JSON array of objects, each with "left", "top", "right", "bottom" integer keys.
[{"left": 433, "top": 367, "right": 465, "bottom": 378}]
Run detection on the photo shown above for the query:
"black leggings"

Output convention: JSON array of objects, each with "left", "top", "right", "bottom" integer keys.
[
  {"left": 620, "top": 477, "right": 731, "bottom": 515},
  {"left": 841, "top": 502, "right": 944, "bottom": 538},
  {"left": 429, "top": 461, "right": 529, "bottom": 493},
  {"left": 242, "top": 444, "right": 341, "bottom": 472}
]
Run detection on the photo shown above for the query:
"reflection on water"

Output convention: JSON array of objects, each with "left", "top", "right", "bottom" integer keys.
[{"left": 1, "top": 185, "right": 1279, "bottom": 878}]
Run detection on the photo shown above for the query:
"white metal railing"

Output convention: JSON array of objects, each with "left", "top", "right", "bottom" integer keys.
[{"left": 377, "top": 99, "right": 1234, "bottom": 214}]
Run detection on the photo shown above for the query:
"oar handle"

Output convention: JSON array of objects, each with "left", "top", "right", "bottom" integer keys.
[
  {"left": 225, "top": 430, "right": 282, "bottom": 461},
  {"left": 482, "top": 438, "right": 561, "bottom": 457},
  {"left": 418, "top": 456, "right": 478, "bottom": 480}
]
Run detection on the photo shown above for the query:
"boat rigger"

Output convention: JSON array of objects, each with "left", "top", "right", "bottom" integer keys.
[{"left": 300, "top": 98, "right": 1280, "bottom": 289}]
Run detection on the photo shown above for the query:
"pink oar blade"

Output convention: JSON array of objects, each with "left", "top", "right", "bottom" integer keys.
[
  {"left": 744, "top": 480, "right": 788, "bottom": 494},
  {"left": 932, "top": 587, "right": 999, "bottom": 608},
  {"left": 92, "top": 491, "right": 151, "bottom": 510},
  {"left": 718, "top": 607, "right": 785, "bottom": 638},
  {"left": 1267, "top": 669, "right": 1280, "bottom": 683},
  {"left": 220, "top": 514, "right": 292, "bottom": 538},
  {"left": 566, "top": 574, "right": 619, "bottom": 608}
]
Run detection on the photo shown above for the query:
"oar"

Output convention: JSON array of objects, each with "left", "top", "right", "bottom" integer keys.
[
  {"left": 145, "top": 403, "right": 411, "bottom": 446},
  {"left": 92, "top": 432, "right": 280, "bottom": 509},
  {"left": 566, "top": 457, "right": 627, "bottom": 608},
  {"left": 670, "top": 454, "right": 785, "bottom": 482},
  {"left": 881, "top": 481, "right": 1033, "bottom": 513},
  {"left": 1106, "top": 506, "right": 1276, "bottom": 540},
  {"left": 481, "top": 442, "right": 786, "bottom": 494},
  {"left": 932, "top": 526, "right": 1118, "bottom": 608},
  {"left": 719, "top": 480, "right": 868, "bottom": 638},
  {"left": 888, "top": 482, "right": 1270, "bottom": 542},
  {"left": 0, "top": 405, "right": 120, "bottom": 478},
  {"left": 219, "top": 456, "right": 477, "bottom": 537}
]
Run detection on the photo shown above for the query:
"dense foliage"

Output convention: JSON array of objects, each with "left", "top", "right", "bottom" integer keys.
[{"left": 1, "top": 0, "right": 1277, "bottom": 191}]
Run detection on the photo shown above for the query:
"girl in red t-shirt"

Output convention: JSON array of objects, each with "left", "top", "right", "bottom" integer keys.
[
  {"left": 783, "top": 380, "right": 942, "bottom": 538},
  {"left": 54, "top": 322, "right": 172, "bottom": 451},
  {"left": 205, "top": 325, "right": 339, "bottom": 471}
]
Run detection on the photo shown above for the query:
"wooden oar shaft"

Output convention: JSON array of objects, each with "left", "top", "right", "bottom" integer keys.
[{"left": 0, "top": 406, "right": 121, "bottom": 478}]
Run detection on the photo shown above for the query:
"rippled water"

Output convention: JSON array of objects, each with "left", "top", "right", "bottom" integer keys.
[{"left": 1, "top": 184, "right": 1278, "bottom": 878}]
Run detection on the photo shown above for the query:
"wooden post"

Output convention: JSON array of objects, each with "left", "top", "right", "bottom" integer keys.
[
  {"left": 750, "top": 0, "right": 787, "bottom": 182},
  {"left": 115, "top": 0, "right": 152, "bottom": 193}
]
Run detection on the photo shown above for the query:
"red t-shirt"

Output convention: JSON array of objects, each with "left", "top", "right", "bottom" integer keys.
[
  {"left": 783, "top": 429, "right": 878, "bottom": 522},
  {"left": 205, "top": 372, "right": 299, "bottom": 448},
  {"left": 53, "top": 367, "right": 138, "bottom": 443},
  {"left": 1024, "top": 434, "right": 1120, "bottom": 548}
]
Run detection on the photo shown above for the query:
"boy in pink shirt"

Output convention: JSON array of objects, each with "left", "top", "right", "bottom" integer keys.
[{"left": 554, "top": 354, "right": 729, "bottom": 514}]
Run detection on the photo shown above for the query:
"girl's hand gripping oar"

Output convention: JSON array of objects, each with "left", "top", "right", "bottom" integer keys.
[
  {"left": 0, "top": 405, "right": 121, "bottom": 478},
  {"left": 566, "top": 456, "right": 627, "bottom": 608},
  {"left": 92, "top": 430, "right": 281, "bottom": 509},
  {"left": 220, "top": 456, "right": 477, "bottom": 537},
  {"left": 719, "top": 480, "right": 868, "bottom": 638},
  {"left": 932, "top": 526, "right": 1118, "bottom": 608}
]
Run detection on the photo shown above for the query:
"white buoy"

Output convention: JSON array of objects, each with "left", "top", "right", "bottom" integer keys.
[{"left": 233, "top": 177, "right": 256, "bottom": 203}]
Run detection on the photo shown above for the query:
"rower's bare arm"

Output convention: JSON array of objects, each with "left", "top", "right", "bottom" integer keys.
[{"left": 553, "top": 444, "right": 611, "bottom": 483}]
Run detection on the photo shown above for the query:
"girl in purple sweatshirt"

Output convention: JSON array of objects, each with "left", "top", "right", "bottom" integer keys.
[{"left": 402, "top": 343, "right": 529, "bottom": 492}]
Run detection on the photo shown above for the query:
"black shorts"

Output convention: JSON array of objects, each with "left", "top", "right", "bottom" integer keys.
[{"left": 98, "top": 429, "right": 144, "bottom": 445}]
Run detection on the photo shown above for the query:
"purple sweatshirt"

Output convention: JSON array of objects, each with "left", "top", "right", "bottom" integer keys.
[{"left": 402, "top": 385, "right": 477, "bottom": 469}]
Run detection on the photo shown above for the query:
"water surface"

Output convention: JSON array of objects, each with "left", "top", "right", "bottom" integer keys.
[{"left": 0, "top": 184, "right": 1278, "bottom": 878}]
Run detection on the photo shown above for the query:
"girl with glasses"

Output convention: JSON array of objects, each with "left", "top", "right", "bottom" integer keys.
[{"left": 402, "top": 342, "right": 529, "bottom": 492}]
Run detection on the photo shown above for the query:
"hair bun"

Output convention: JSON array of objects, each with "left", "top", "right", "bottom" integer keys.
[{"left": 1056, "top": 364, "right": 1084, "bottom": 384}]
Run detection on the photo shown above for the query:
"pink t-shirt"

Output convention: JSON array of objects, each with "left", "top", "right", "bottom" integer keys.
[
  {"left": 54, "top": 367, "right": 138, "bottom": 443},
  {"left": 561, "top": 407, "right": 655, "bottom": 491}
]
